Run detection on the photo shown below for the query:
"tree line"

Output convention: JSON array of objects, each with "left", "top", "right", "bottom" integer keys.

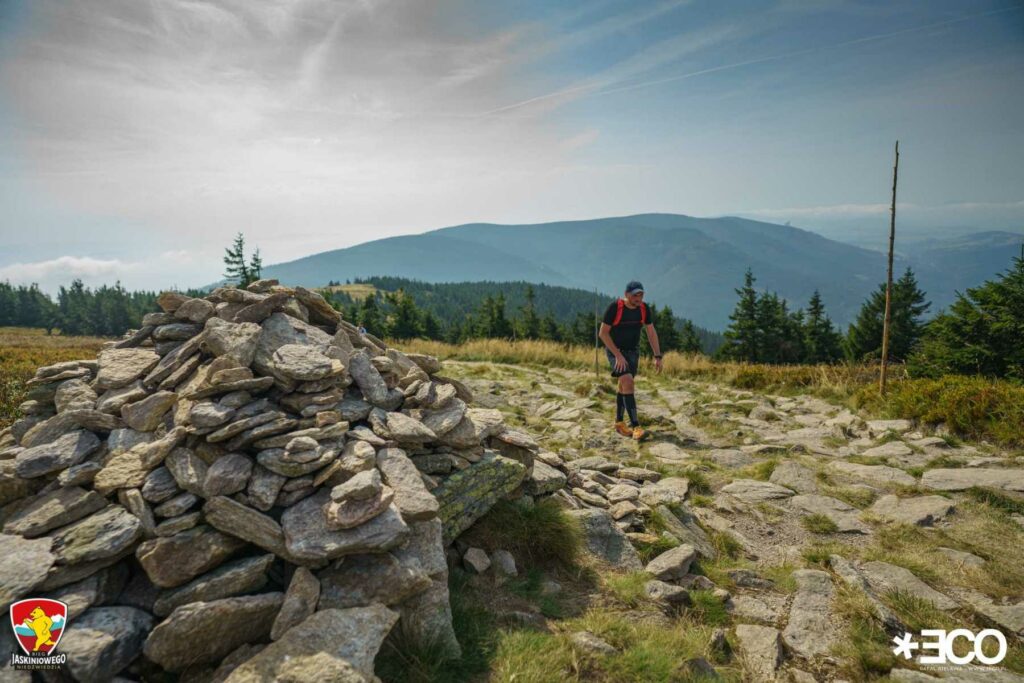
[
  {"left": 0, "top": 281, "right": 162, "bottom": 337},
  {"left": 716, "top": 256, "right": 1024, "bottom": 381}
]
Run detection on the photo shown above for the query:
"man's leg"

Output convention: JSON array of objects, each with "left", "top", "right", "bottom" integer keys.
[
  {"left": 618, "top": 374, "right": 639, "bottom": 427},
  {"left": 615, "top": 392, "right": 626, "bottom": 423}
]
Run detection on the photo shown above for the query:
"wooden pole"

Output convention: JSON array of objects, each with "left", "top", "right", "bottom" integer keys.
[
  {"left": 594, "top": 288, "right": 599, "bottom": 379},
  {"left": 880, "top": 140, "right": 899, "bottom": 394}
]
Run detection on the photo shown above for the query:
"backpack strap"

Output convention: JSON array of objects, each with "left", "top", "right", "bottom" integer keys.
[
  {"left": 611, "top": 299, "right": 625, "bottom": 326},
  {"left": 641, "top": 303, "right": 648, "bottom": 325}
]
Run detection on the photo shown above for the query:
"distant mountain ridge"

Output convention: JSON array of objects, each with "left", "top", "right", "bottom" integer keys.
[{"left": 259, "top": 213, "right": 1023, "bottom": 330}]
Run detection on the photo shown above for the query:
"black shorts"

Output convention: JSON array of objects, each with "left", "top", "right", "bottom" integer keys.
[{"left": 606, "top": 348, "right": 640, "bottom": 378}]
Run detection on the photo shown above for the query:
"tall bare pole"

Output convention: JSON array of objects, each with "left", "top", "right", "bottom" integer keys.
[
  {"left": 593, "top": 288, "right": 600, "bottom": 379},
  {"left": 879, "top": 141, "right": 899, "bottom": 394}
]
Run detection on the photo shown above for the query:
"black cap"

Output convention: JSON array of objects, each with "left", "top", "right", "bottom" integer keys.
[{"left": 625, "top": 280, "right": 644, "bottom": 294}]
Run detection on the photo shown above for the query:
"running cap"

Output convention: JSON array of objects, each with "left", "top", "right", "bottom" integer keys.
[{"left": 625, "top": 281, "right": 644, "bottom": 294}]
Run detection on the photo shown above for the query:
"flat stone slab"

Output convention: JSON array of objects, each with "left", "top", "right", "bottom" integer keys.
[
  {"left": 1, "top": 534, "right": 55, "bottom": 606},
  {"left": 647, "top": 442, "right": 691, "bottom": 463},
  {"left": 734, "top": 624, "right": 783, "bottom": 681},
  {"left": 790, "top": 494, "right": 870, "bottom": 533},
  {"left": 567, "top": 508, "right": 642, "bottom": 571},
  {"left": 729, "top": 595, "right": 780, "bottom": 625},
  {"left": 921, "top": 468, "right": 1024, "bottom": 492},
  {"left": 935, "top": 547, "right": 984, "bottom": 568},
  {"left": 859, "top": 560, "right": 958, "bottom": 610},
  {"left": 721, "top": 479, "right": 794, "bottom": 503},
  {"left": 783, "top": 569, "right": 838, "bottom": 658},
  {"left": 866, "top": 419, "right": 913, "bottom": 436},
  {"left": 282, "top": 491, "right": 410, "bottom": 563},
  {"left": 830, "top": 461, "right": 915, "bottom": 487},
  {"left": 868, "top": 495, "right": 955, "bottom": 526},
  {"left": 769, "top": 462, "right": 818, "bottom": 493},
  {"left": 861, "top": 441, "right": 913, "bottom": 458}
]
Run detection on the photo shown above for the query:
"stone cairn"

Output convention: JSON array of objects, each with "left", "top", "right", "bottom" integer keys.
[{"left": 0, "top": 280, "right": 539, "bottom": 682}]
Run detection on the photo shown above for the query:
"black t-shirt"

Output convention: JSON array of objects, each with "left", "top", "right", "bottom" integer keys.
[{"left": 602, "top": 300, "right": 650, "bottom": 351}]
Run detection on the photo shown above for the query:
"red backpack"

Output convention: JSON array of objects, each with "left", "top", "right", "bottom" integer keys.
[{"left": 611, "top": 299, "right": 647, "bottom": 326}]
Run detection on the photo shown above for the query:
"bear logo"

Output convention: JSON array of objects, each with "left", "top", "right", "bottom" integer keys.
[{"left": 9, "top": 599, "right": 68, "bottom": 656}]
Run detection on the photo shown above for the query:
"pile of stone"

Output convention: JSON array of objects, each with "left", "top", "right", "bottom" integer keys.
[{"left": 0, "top": 280, "right": 538, "bottom": 682}]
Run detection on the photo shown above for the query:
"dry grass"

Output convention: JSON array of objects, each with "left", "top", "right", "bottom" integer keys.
[{"left": 0, "top": 328, "right": 109, "bottom": 429}]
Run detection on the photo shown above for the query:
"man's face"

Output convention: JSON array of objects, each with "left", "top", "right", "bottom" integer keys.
[{"left": 625, "top": 290, "right": 644, "bottom": 306}]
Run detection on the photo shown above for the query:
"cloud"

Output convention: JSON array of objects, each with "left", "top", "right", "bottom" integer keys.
[{"left": 0, "top": 251, "right": 205, "bottom": 293}]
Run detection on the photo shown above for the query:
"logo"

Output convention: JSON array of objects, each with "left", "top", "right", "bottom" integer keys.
[
  {"left": 893, "top": 629, "right": 1007, "bottom": 666},
  {"left": 8, "top": 598, "right": 68, "bottom": 670}
]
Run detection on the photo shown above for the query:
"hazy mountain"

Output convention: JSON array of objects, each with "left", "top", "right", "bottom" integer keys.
[{"left": 260, "top": 214, "right": 1023, "bottom": 330}]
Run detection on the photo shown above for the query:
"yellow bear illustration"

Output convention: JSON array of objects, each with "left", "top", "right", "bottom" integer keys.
[{"left": 23, "top": 607, "right": 56, "bottom": 652}]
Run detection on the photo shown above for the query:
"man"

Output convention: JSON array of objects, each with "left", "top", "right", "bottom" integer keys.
[{"left": 598, "top": 280, "right": 662, "bottom": 440}]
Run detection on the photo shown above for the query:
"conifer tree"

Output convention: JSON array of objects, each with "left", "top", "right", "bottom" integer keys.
[
  {"left": 358, "top": 293, "right": 386, "bottom": 337},
  {"left": 517, "top": 285, "right": 541, "bottom": 340},
  {"left": 387, "top": 290, "right": 423, "bottom": 340},
  {"left": 718, "top": 269, "right": 760, "bottom": 361},
  {"left": 845, "top": 268, "right": 930, "bottom": 362},
  {"left": 802, "top": 290, "right": 842, "bottom": 363},
  {"left": 909, "top": 255, "right": 1024, "bottom": 379},
  {"left": 678, "top": 319, "right": 703, "bottom": 354},
  {"left": 223, "top": 233, "right": 262, "bottom": 287}
]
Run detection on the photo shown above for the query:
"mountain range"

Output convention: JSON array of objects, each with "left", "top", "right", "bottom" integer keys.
[{"left": 259, "top": 214, "right": 1023, "bottom": 330}]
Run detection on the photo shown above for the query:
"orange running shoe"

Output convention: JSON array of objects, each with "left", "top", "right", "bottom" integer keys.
[
  {"left": 632, "top": 426, "right": 646, "bottom": 441},
  {"left": 614, "top": 421, "right": 632, "bottom": 437}
]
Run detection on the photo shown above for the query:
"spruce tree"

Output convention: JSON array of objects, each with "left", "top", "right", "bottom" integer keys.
[
  {"left": 358, "top": 293, "right": 386, "bottom": 337},
  {"left": 517, "top": 285, "right": 541, "bottom": 340},
  {"left": 678, "top": 319, "right": 703, "bottom": 354},
  {"left": 845, "top": 268, "right": 930, "bottom": 362},
  {"left": 909, "top": 255, "right": 1024, "bottom": 379},
  {"left": 718, "top": 269, "right": 760, "bottom": 362},
  {"left": 223, "top": 233, "right": 262, "bottom": 287},
  {"left": 387, "top": 290, "right": 423, "bottom": 340},
  {"left": 802, "top": 290, "right": 842, "bottom": 363}
]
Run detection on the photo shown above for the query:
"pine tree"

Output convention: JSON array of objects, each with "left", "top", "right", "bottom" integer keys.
[
  {"left": 802, "top": 290, "right": 842, "bottom": 363},
  {"left": 909, "top": 254, "right": 1024, "bottom": 380},
  {"left": 387, "top": 290, "right": 423, "bottom": 340},
  {"left": 718, "top": 269, "right": 761, "bottom": 361},
  {"left": 845, "top": 268, "right": 930, "bottom": 362},
  {"left": 539, "top": 313, "right": 562, "bottom": 342},
  {"left": 678, "top": 319, "right": 703, "bottom": 354},
  {"left": 517, "top": 285, "right": 541, "bottom": 340},
  {"left": 358, "top": 293, "right": 386, "bottom": 337},
  {"left": 654, "top": 304, "right": 681, "bottom": 353},
  {"left": 223, "top": 233, "right": 262, "bottom": 287}
]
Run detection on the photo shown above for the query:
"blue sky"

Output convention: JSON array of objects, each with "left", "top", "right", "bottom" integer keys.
[{"left": 0, "top": 0, "right": 1021, "bottom": 291}]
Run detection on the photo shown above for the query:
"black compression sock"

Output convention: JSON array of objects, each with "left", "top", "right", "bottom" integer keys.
[
  {"left": 615, "top": 393, "right": 625, "bottom": 422},
  {"left": 623, "top": 393, "right": 639, "bottom": 427}
]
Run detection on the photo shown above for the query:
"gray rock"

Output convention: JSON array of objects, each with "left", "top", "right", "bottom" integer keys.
[
  {"left": 271, "top": 343, "right": 335, "bottom": 381},
  {"left": 135, "top": 524, "right": 247, "bottom": 588},
  {"left": 463, "top": 547, "right": 491, "bottom": 574},
  {"left": 203, "top": 318, "right": 262, "bottom": 366},
  {"left": 782, "top": 569, "right": 837, "bottom": 658},
  {"left": 153, "top": 492, "right": 198, "bottom": 518},
  {"left": 93, "top": 428, "right": 186, "bottom": 495},
  {"left": 570, "top": 631, "right": 616, "bottom": 655},
  {"left": 729, "top": 595, "right": 778, "bottom": 624},
  {"left": 3, "top": 486, "right": 106, "bottom": 538},
  {"left": 282, "top": 491, "right": 410, "bottom": 562},
  {"left": 866, "top": 419, "right": 912, "bottom": 436},
  {"left": 859, "top": 560, "right": 958, "bottom": 610},
  {"left": 790, "top": 494, "right": 870, "bottom": 533},
  {"left": 645, "top": 544, "right": 697, "bottom": 580},
  {"left": 377, "top": 447, "right": 440, "bottom": 522},
  {"left": 61, "top": 606, "right": 154, "bottom": 681},
  {"left": 432, "top": 452, "right": 526, "bottom": 543},
  {"left": 55, "top": 379, "right": 98, "bottom": 413},
  {"left": 154, "top": 512, "right": 201, "bottom": 537},
  {"left": 921, "top": 468, "right": 1024, "bottom": 492},
  {"left": 330, "top": 469, "right": 381, "bottom": 502},
  {"left": 144, "top": 593, "right": 285, "bottom": 671},
  {"left": 861, "top": 441, "right": 914, "bottom": 458},
  {"left": 721, "top": 479, "right": 794, "bottom": 503},
  {"left": 491, "top": 549, "right": 518, "bottom": 577},
  {"left": 828, "top": 554, "right": 904, "bottom": 633},
  {"left": 166, "top": 446, "right": 209, "bottom": 496},
  {"left": 644, "top": 579, "right": 690, "bottom": 605},
  {"left": 190, "top": 401, "right": 236, "bottom": 428},
  {"left": 568, "top": 508, "right": 642, "bottom": 570},
  {"left": 375, "top": 410, "right": 437, "bottom": 444},
  {"left": 247, "top": 465, "right": 286, "bottom": 511},
  {"left": 57, "top": 461, "right": 103, "bottom": 488},
  {"left": 142, "top": 466, "right": 180, "bottom": 504},
  {"left": 204, "top": 454, "right": 254, "bottom": 497},
  {"left": 392, "top": 518, "right": 448, "bottom": 579},
  {"left": 325, "top": 486, "right": 395, "bottom": 529},
  {"left": 935, "top": 547, "right": 984, "bottom": 568},
  {"left": 222, "top": 605, "right": 398, "bottom": 682},
  {"left": 829, "top": 461, "right": 915, "bottom": 487},
  {"left": 153, "top": 554, "right": 274, "bottom": 617},
  {"left": 95, "top": 348, "right": 161, "bottom": 390},
  {"left": 15, "top": 430, "right": 100, "bottom": 478},
  {"left": 96, "top": 381, "right": 149, "bottom": 415},
  {"left": 868, "top": 495, "right": 955, "bottom": 526},
  {"left": 43, "top": 564, "right": 129, "bottom": 619},
  {"left": 607, "top": 484, "right": 641, "bottom": 503},
  {"left": 768, "top": 462, "right": 818, "bottom": 493},
  {"left": 318, "top": 552, "right": 431, "bottom": 609},
  {"left": 50, "top": 505, "right": 143, "bottom": 565},
  {"left": 397, "top": 576, "right": 461, "bottom": 659},
  {"left": 638, "top": 476, "right": 690, "bottom": 506},
  {"left": 252, "top": 312, "right": 333, "bottom": 380},
  {"left": 120, "top": 391, "right": 177, "bottom": 432},
  {"left": 0, "top": 534, "right": 55, "bottom": 606},
  {"left": 734, "top": 624, "right": 783, "bottom": 681},
  {"left": 106, "top": 426, "right": 154, "bottom": 455},
  {"left": 203, "top": 496, "right": 288, "bottom": 557},
  {"left": 153, "top": 322, "right": 203, "bottom": 341},
  {"left": 654, "top": 505, "right": 717, "bottom": 559},
  {"left": 271, "top": 566, "right": 321, "bottom": 640},
  {"left": 117, "top": 487, "right": 157, "bottom": 538},
  {"left": 347, "top": 350, "right": 390, "bottom": 406}
]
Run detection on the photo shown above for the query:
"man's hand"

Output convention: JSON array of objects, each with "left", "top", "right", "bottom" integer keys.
[
  {"left": 613, "top": 352, "right": 627, "bottom": 373},
  {"left": 654, "top": 356, "right": 663, "bottom": 373}
]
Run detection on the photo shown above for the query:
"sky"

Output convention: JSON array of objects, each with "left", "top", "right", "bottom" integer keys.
[{"left": 1, "top": 0, "right": 1022, "bottom": 292}]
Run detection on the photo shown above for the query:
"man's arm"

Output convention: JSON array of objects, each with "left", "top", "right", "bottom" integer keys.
[
  {"left": 645, "top": 324, "right": 663, "bottom": 372},
  {"left": 598, "top": 323, "right": 627, "bottom": 372}
]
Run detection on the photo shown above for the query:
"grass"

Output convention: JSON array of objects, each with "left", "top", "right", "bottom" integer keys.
[
  {"left": 831, "top": 583, "right": 899, "bottom": 679},
  {"left": 603, "top": 571, "right": 653, "bottom": 608},
  {"left": 737, "top": 458, "right": 777, "bottom": 481},
  {"left": 801, "top": 513, "right": 839, "bottom": 534},
  {"left": 963, "top": 486, "right": 1024, "bottom": 516},
  {"left": 823, "top": 485, "right": 877, "bottom": 509},
  {"left": 0, "top": 327, "right": 108, "bottom": 429},
  {"left": 464, "top": 498, "right": 582, "bottom": 571}
]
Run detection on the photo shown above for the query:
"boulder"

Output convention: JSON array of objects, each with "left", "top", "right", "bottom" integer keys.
[
  {"left": 60, "top": 606, "right": 153, "bottom": 681},
  {"left": 568, "top": 508, "right": 642, "bottom": 570}
]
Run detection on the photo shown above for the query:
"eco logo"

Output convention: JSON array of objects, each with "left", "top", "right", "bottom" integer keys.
[
  {"left": 892, "top": 628, "right": 1007, "bottom": 666},
  {"left": 8, "top": 598, "right": 68, "bottom": 670}
]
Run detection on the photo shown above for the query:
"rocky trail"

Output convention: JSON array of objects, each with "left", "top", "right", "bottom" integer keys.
[
  {"left": 440, "top": 359, "right": 1024, "bottom": 682},
  {"left": 1, "top": 283, "right": 1022, "bottom": 683}
]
